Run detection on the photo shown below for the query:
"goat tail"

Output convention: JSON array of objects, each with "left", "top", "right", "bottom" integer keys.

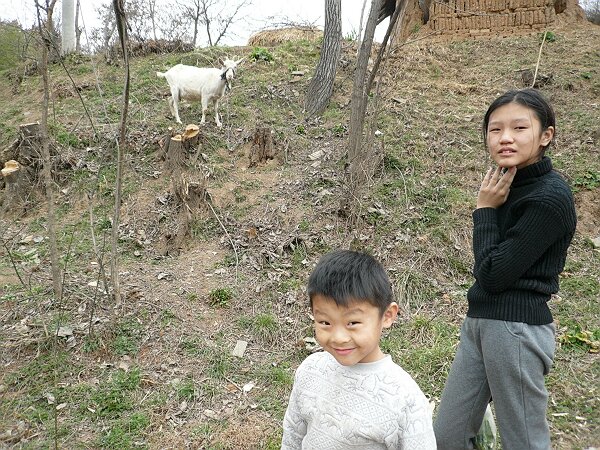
[{"left": 156, "top": 71, "right": 166, "bottom": 78}]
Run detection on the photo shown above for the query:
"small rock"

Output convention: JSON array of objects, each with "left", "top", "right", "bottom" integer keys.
[
  {"left": 203, "top": 409, "right": 220, "bottom": 420},
  {"left": 308, "top": 149, "right": 324, "bottom": 161},
  {"left": 232, "top": 340, "right": 248, "bottom": 357},
  {"left": 57, "top": 326, "right": 73, "bottom": 338}
]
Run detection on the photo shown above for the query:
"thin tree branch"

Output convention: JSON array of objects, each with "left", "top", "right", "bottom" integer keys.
[{"left": 532, "top": 30, "right": 548, "bottom": 88}]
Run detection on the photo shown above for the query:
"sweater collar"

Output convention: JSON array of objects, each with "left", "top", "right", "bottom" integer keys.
[{"left": 512, "top": 156, "right": 553, "bottom": 186}]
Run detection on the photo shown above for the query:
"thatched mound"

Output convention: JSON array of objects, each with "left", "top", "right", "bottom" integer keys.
[{"left": 247, "top": 27, "right": 323, "bottom": 47}]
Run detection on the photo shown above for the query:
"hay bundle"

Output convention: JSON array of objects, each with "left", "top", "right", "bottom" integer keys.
[{"left": 247, "top": 26, "right": 323, "bottom": 47}]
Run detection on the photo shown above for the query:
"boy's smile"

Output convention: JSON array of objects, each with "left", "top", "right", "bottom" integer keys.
[{"left": 311, "top": 294, "right": 398, "bottom": 366}]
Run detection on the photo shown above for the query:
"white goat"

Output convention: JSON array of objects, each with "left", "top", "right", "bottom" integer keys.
[{"left": 157, "top": 58, "right": 243, "bottom": 127}]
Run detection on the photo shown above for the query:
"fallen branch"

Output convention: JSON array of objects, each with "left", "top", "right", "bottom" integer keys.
[{"left": 207, "top": 201, "right": 239, "bottom": 281}]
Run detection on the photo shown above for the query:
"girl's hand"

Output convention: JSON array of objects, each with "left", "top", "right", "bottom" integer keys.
[{"left": 477, "top": 166, "right": 517, "bottom": 209}]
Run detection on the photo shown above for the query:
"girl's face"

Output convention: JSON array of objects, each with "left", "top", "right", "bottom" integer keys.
[{"left": 486, "top": 102, "right": 554, "bottom": 169}]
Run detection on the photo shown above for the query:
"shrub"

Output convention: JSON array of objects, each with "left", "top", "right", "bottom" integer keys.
[
  {"left": 0, "top": 21, "right": 24, "bottom": 71},
  {"left": 250, "top": 47, "right": 274, "bottom": 63}
]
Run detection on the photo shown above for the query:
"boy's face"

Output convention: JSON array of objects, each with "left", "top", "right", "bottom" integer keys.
[{"left": 312, "top": 294, "right": 398, "bottom": 366}]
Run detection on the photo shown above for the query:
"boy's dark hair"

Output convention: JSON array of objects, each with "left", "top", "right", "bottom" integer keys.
[
  {"left": 307, "top": 250, "right": 393, "bottom": 315},
  {"left": 482, "top": 88, "right": 556, "bottom": 154}
]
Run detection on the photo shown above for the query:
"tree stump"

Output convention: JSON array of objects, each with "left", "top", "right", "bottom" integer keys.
[
  {"left": 249, "top": 126, "right": 277, "bottom": 167},
  {"left": 181, "top": 124, "right": 200, "bottom": 151},
  {"left": 0, "top": 123, "right": 44, "bottom": 214},
  {"left": 159, "top": 124, "right": 206, "bottom": 255},
  {"left": 164, "top": 134, "right": 186, "bottom": 176},
  {"left": 163, "top": 124, "right": 200, "bottom": 175},
  {"left": 1, "top": 160, "right": 27, "bottom": 214},
  {"left": 19, "top": 122, "right": 43, "bottom": 167},
  {"left": 158, "top": 126, "right": 175, "bottom": 160}
]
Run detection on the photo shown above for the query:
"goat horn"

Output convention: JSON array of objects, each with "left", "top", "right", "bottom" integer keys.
[{"left": 235, "top": 57, "right": 246, "bottom": 65}]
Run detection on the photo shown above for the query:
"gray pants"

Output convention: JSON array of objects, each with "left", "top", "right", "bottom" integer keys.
[{"left": 434, "top": 317, "right": 555, "bottom": 450}]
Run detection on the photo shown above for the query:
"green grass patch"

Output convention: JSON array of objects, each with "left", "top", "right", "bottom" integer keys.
[
  {"left": 558, "top": 320, "right": 600, "bottom": 353},
  {"left": 572, "top": 170, "right": 600, "bottom": 192},
  {"left": 237, "top": 312, "right": 280, "bottom": 342},
  {"left": 250, "top": 47, "right": 274, "bottom": 63},
  {"left": 90, "top": 368, "right": 142, "bottom": 419},
  {"left": 174, "top": 377, "right": 197, "bottom": 401},
  {"left": 208, "top": 287, "right": 233, "bottom": 307},
  {"left": 381, "top": 316, "right": 458, "bottom": 397},
  {"left": 98, "top": 411, "right": 150, "bottom": 448},
  {"left": 560, "top": 275, "right": 600, "bottom": 299},
  {"left": 111, "top": 318, "right": 143, "bottom": 356}
]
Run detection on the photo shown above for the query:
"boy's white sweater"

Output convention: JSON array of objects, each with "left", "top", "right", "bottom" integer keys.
[{"left": 282, "top": 352, "right": 436, "bottom": 449}]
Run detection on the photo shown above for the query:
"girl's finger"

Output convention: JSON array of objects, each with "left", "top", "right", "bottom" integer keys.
[
  {"left": 483, "top": 167, "right": 493, "bottom": 183},
  {"left": 499, "top": 167, "right": 516, "bottom": 184},
  {"left": 491, "top": 166, "right": 502, "bottom": 180}
]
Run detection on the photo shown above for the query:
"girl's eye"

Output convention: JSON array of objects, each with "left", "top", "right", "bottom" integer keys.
[
  {"left": 489, "top": 128, "right": 500, "bottom": 132},
  {"left": 318, "top": 321, "right": 330, "bottom": 326},
  {"left": 515, "top": 126, "right": 528, "bottom": 130},
  {"left": 348, "top": 322, "right": 360, "bottom": 326}
]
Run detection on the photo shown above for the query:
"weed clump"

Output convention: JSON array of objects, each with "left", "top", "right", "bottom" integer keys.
[
  {"left": 208, "top": 287, "right": 233, "bottom": 307},
  {"left": 250, "top": 47, "right": 274, "bottom": 62}
]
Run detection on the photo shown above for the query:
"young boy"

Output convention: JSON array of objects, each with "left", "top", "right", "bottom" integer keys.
[{"left": 282, "top": 250, "right": 436, "bottom": 449}]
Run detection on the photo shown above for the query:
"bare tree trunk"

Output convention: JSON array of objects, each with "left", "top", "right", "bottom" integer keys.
[
  {"left": 205, "top": 21, "right": 212, "bottom": 46},
  {"left": 148, "top": 0, "right": 158, "bottom": 40},
  {"left": 200, "top": 1, "right": 213, "bottom": 47},
  {"left": 356, "top": 0, "right": 368, "bottom": 55},
  {"left": 213, "top": 0, "right": 251, "bottom": 46},
  {"left": 304, "top": 0, "right": 342, "bottom": 118},
  {"left": 366, "top": 0, "right": 406, "bottom": 95},
  {"left": 179, "top": 0, "right": 250, "bottom": 47},
  {"left": 178, "top": 0, "right": 202, "bottom": 47},
  {"left": 111, "top": 0, "right": 131, "bottom": 305},
  {"left": 36, "top": 0, "right": 63, "bottom": 300},
  {"left": 342, "top": 0, "right": 383, "bottom": 218},
  {"left": 348, "top": 0, "right": 382, "bottom": 163},
  {"left": 192, "top": 7, "right": 199, "bottom": 46},
  {"left": 75, "top": 0, "right": 82, "bottom": 52},
  {"left": 61, "top": 0, "right": 76, "bottom": 55}
]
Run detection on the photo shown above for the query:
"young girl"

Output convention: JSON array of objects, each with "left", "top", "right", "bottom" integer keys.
[{"left": 434, "top": 89, "right": 577, "bottom": 450}]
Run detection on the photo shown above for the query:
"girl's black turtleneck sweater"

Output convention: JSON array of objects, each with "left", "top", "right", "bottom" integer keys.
[{"left": 467, "top": 156, "right": 577, "bottom": 325}]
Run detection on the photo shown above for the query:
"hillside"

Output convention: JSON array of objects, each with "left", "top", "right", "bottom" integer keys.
[{"left": 0, "top": 21, "right": 599, "bottom": 449}]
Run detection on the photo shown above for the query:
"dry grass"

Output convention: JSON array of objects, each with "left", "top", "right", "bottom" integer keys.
[{"left": 247, "top": 26, "right": 323, "bottom": 47}]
